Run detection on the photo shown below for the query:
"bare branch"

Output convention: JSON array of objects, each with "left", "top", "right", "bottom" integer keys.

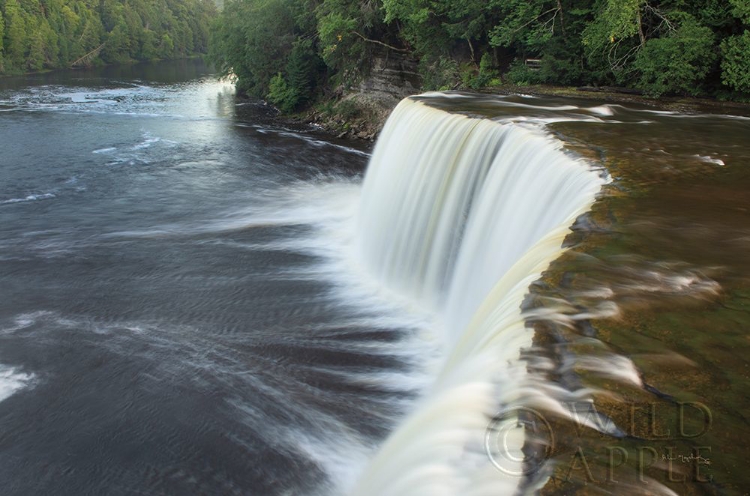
[
  {"left": 71, "top": 42, "right": 106, "bottom": 68},
  {"left": 557, "top": 0, "right": 566, "bottom": 37},
  {"left": 607, "top": 39, "right": 641, "bottom": 72},
  {"left": 351, "top": 31, "right": 409, "bottom": 53},
  {"left": 643, "top": 4, "right": 676, "bottom": 34},
  {"left": 507, "top": 7, "right": 561, "bottom": 38},
  {"left": 636, "top": 9, "right": 646, "bottom": 47},
  {"left": 467, "top": 38, "right": 477, "bottom": 67}
]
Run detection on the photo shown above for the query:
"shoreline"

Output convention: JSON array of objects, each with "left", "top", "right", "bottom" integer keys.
[
  {"left": 277, "top": 84, "right": 750, "bottom": 143},
  {"left": 0, "top": 55, "right": 208, "bottom": 80}
]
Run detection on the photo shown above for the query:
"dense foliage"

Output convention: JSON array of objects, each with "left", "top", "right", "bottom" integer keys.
[
  {"left": 209, "top": 0, "right": 750, "bottom": 107},
  {"left": 0, "top": 0, "right": 217, "bottom": 74}
]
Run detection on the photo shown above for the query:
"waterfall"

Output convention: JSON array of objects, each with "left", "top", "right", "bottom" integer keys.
[{"left": 352, "top": 98, "right": 605, "bottom": 495}]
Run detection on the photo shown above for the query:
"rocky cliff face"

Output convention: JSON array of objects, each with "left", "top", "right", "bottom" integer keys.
[
  {"left": 305, "top": 49, "right": 421, "bottom": 140},
  {"left": 358, "top": 50, "right": 421, "bottom": 99}
]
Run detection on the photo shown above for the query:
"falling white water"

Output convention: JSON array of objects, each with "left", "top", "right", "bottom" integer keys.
[{"left": 352, "top": 98, "right": 606, "bottom": 495}]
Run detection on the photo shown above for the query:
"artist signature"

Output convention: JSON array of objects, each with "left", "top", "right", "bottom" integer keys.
[{"left": 662, "top": 453, "right": 711, "bottom": 465}]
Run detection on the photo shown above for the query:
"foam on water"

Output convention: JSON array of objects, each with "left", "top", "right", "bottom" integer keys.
[
  {"left": 0, "top": 192, "right": 56, "bottom": 205},
  {"left": 586, "top": 105, "right": 615, "bottom": 116},
  {"left": 694, "top": 154, "right": 726, "bottom": 166},
  {"left": 0, "top": 365, "right": 34, "bottom": 403},
  {"left": 93, "top": 147, "right": 117, "bottom": 154},
  {"left": 238, "top": 123, "right": 371, "bottom": 157}
]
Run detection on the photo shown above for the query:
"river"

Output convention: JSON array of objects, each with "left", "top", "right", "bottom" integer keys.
[
  {"left": 1, "top": 60, "right": 749, "bottom": 495},
  {"left": 0, "top": 60, "right": 411, "bottom": 495}
]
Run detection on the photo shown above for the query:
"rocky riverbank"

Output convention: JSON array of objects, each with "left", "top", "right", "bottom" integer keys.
[{"left": 287, "top": 83, "right": 750, "bottom": 143}]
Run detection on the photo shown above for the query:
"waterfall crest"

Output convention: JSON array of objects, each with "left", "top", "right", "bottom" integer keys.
[{"left": 352, "top": 98, "right": 605, "bottom": 494}]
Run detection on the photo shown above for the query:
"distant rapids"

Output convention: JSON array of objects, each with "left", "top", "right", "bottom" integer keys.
[{"left": 352, "top": 98, "right": 605, "bottom": 495}]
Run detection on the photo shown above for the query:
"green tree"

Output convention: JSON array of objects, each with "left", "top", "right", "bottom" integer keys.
[
  {"left": 729, "top": 0, "right": 750, "bottom": 24},
  {"left": 317, "top": 0, "right": 390, "bottom": 76},
  {"left": 209, "top": 0, "right": 310, "bottom": 96},
  {"left": 267, "top": 37, "right": 319, "bottom": 110},
  {"left": 204, "top": 0, "right": 750, "bottom": 106},
  {"left": 27, "top": 29, "right": 45, "bottom": 71},
  {"left": 102, "top": 22, "right": 131, "bottom": 62},
  {"left": 634, "top": 17, "right": 716, "bottom": 96},
  {"left": 721, "top": 30, "right": 750, "bottom": 93},
  {"left": 0, "top": 0, "right": 216, "bottom": 74},
  {"left": 582, "top": 0, "right": 647, "bottom": 81},
  {"left": 158, "top": 33, "right": 175, "bottom": 59},
  {"left": 0, "top": 5, "right": 5, "bottom": 71},
  {"left": 3, "top": 0, "right": 27, "bottom": 69},
  {"left": 382, "top": 0, "right": 497, "bottom": 60},
  {"left": 489, "top": 0, "right": 592, "bottom": 86},
  {"left": 489, "top": 0, "right": 566, "bottom": 52}
]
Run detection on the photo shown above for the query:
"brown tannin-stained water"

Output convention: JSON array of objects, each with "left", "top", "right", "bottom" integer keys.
[{"left": 440, "top": 94, "right": 750, "bottom": 495}]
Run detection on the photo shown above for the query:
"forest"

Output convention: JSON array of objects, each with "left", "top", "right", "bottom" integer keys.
[
  {"left": 209, "top": 0, "right": 750, "bottom": 112},
  {"left": 0, "top": 0, "right": 217, "bottom": 73}
]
